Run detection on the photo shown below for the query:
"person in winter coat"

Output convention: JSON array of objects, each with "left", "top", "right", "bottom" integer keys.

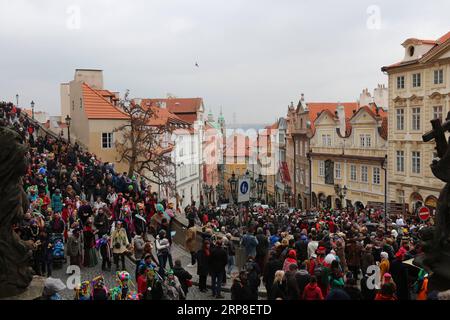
[
  {"left": 296, "top": 263, "right": 311, "bottom": 298},
  {"left": 231, "top": 271, "right": 254, "bottom": 300},
  {"left": 360, "top": 244, "right": 374, "bottom": 275},
  {"left": 255, "top": 228, "right": 269, "bottom": 273},
  {"left": 345, "top": 239, "right": 362, "bottom": 280},
  {"left": 163, "top": 270, "right": 186, "bottom": 300},
  {"left": 97, "top": 234, "right": 112, "bottom": 271},
  {"left": 209, "top": 239, "right": 228, "bottom": 298},
  {"left": 375, "top": 282, "right": 397, "bottom": 300},
  {"left": 94, "top": 208, "right": 110, "bottom": 238},
  {"left": 111, "top": 221, "right": 129, "bottom": 270},
  {"left": 224, "top": 234, "right": 236, "bottom": 277},
  {"left": 285, "top": 263, "right": 301, "bottom": 300},
  {"left": 185, "top": 219, "right": 197, "bottom": 267},
  {"left": 155, "top": 229, "right": 171, "bottom": 278},
  {"left": 283, "top": 249, "right": 298, "bottom": 272},
  {"left": 83, "top": 219, "right": 98, "bottom": 268},
  {"left": 51, "top": 189, "right": 63, "bottom": 213},
  {"left": 241, "top": 229, "right": 259, "bottom": 259},
  {"left": 67, "top": 229, "right": 83, "bottom": 267},
  {"left": 263, "top": 251, "right": 283, "bottom": 299},
  {"left": 303, "top": 276, "right": 324, "bottom": 300},
  {"left": 360, "top": 269, "right": 376, "bottom": 300},
  {"left": 344, "top": 277, "right": 363, "bottom": 300},
  {"left": 196, "top": 240, "right": 211, "bottom": 292},
  {"left": 390, "top": 251, "right": 410, "bottom": 300},
  {"left": 270, "top": 270, "right": 286, "bottom": 300},
  {"left": 379, "top": 251, "right": 390, "bottom": 281},
  {"left": 132, "top": 233, "right": 145, "bottom": 260},
  {"left": 173, "top": 259, "right": 193, "bottom": 298}
]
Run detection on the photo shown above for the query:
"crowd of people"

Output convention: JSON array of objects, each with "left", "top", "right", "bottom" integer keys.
[
  {"left": 1, "top": 101, "right": 192, "bottom": 300},
  {"left": 2, "top": 100, "right": 450, "bottom": 301}
]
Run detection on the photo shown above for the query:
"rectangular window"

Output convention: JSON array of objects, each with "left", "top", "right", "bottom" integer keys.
[
  {"left": 361, "top": 166, "right": 368, "bottom": 183},
  {"left": 412, "top": 73, "right": 421, "bottom": 88},
  {"left": 373, "top": 167, "right": 381, "bottom": 185},
  {"left": 396, "top": 151, "right": 404, "bottom": 172},
  {"left": 350, "top": 165, "right": 357, "bottom": 181},
  {"left": 434, "top": 69, "right": 444, "bottom": 85},
  {"left": 102, "top": 132, "right": 113, "bottom": 149},
  {"left": 433, "top": 106, "right": 443, "bottom": 122},
  {"left": 359, "top": 134, "right": 371, "bottom": 147},
  {"left": 412, "top": 107, "right": 421, "bottom": 131},
  {"left": 322, "top": 134, "right": 331, "bottom": 146},
  {"left": 396, "top": 108, "right": 404, "bottom": 130},
  {"left": 397, "top": 76, "right": 405, "bottom": 89},
  {"left": 335, "top": 163, "right": 341, "bottom": 179},
  {"left": 412, "top": 151, "right": 421, "bottom": 174},
  {"left": 319, "top": 161, "right": 325, "bottom": 177}
]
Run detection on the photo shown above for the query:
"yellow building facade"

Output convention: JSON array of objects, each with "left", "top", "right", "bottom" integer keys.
[
  {"left": 382, "top": 32, "right": 450, "bottom": 213},
  {"left": 310, "top": 104, "right": 388, "bottom": 210}
]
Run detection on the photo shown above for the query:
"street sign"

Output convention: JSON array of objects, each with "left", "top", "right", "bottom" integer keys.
[
  {"left": 418, "top": 206, "right": 430, "bottom": 221},
  {"left": 238, "top": 178, "right": 250, "bottom": 203}
]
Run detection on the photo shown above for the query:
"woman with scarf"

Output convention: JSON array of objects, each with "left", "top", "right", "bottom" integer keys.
[{"left": 83, "top": 218, "right": 98, "bottom": 267}]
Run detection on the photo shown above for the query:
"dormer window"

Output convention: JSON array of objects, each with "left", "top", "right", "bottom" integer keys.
[{"left": 409, "top": 46, "right": 415, "bottom": 57}]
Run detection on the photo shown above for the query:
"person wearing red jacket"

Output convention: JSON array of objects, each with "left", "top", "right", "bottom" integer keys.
[
  {"left": 303, "top": 276, "right": 324, "bottom": 300},
  {"left": 283, "top": 250, "right": 298, "bottom": 272}
]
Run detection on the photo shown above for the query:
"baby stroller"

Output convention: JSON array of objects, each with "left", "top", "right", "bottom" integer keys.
[{"left": 50, "top": 233, "right": 66, "bottom": 269}]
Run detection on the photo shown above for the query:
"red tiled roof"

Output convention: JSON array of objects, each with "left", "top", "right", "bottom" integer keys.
[
  {"left": 82, "top": 83, "right": 128, "bottom": 120},
  {"left": 140, "top": 98, "right": 203, "bottom": 114},
  {"left": 145, "top": 106, "right": 190, "bottom": 126},
  {"left": 379, "top": 117, "right": 388, "bottom": 140},
  {"left": 308, "top": 102, "right": 359, "bottom": 131}
]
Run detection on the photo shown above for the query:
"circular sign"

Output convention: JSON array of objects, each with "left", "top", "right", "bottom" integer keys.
[
  {"left": 240, "top": 181, "right": 249, "bottom": 194},
  {"left": 418, "top": 206, "right": 430, "bottom": 221}
]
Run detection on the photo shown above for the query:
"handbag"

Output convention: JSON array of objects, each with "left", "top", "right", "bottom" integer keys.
[{"left": 185, "top": 279, "right": 193, "bottom": 288}]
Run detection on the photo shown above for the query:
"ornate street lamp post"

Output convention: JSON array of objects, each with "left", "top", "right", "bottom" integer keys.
[
  {"left": 228, "top": 172, "right": 237, "bottom": 204},
  {"left": 334, "top": 184, "right": 347, "bottom": 209},
  {"left": 65, "top": 115, "right": 71, "bottom": 144},
  {"left": 31, "top": 100, "right": 35, "bottom": 120},
  {"left": 256, "top": 174, "right": 266, "bottom": 201}
]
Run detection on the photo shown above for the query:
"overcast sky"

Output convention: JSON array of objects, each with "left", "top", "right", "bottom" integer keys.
[{"left": 0, "top": 0, "right": 449, "bottom": 124}]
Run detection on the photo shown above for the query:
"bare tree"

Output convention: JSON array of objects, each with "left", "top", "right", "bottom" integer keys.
[{"left": 114, "top": 90, "right": 178, "bottom": 191}]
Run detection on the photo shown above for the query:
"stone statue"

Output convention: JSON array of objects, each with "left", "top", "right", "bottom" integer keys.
[
  {"left": 0, "top": 126, "right": 33, "bottom": 298},
  {"left": 415, "top": 114, "right": 450, "bottom": 291}
]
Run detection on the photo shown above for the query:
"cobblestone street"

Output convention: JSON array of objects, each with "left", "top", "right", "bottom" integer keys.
[{"left": 52, "top": 241, "right": 232, "bottom": 300}]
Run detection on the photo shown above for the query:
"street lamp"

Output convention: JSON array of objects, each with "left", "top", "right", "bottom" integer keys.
[
  {"left": 65, "top": 115, "right": 71, "bottom": 144},
  {"left": 382, "top": 155, "right": 388, "bottom": 234},
  {"left": 31, "top": 100, "right": 35, "bottom": 120},
  {"left": 228, "top": 172, "right": 238, "bottom": 204},
  {"left": 16, "top": 94, "right": 19, "bottom": 107},
  {"left": 334, "top": 184, "right": 347, "bottom": 209},
  {"left": 256, "top": 174, "right": 266, "bottom": 201}
]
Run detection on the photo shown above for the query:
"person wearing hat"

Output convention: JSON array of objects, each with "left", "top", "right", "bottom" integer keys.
[
  {"left": 379, "top": 251, "right": 390, "bottom": 282},
  {"left": 185, "top": 219, "right": 197, "bottom": 267},
  {"left": 111, "top": 221, "right": 130, "bottom": 270},
  {"left": 173, "top": 259, "right": 193, "bottom": 298},
  {"left": 67, "top": 228, "right": 83, "bottom": 267},
  {"left": 51, "top": 188, "right": 63, "bottom": 213},
  {"left": 390, "top": 250, "right": 410, "bottom": 300}
]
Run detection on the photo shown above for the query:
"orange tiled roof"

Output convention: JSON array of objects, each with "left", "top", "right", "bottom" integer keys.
[
  {"left": 308, "top": 102, "right": 359, "bottom": 132},
  {"left": 145, "top": 106, "right": 190, "bottom": 126},
  {"left": 82, "top": 83, "right": 128, "bottom": 120},
  {"left": 140, "top": 98, "right": 203, "bottom": 114}
]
